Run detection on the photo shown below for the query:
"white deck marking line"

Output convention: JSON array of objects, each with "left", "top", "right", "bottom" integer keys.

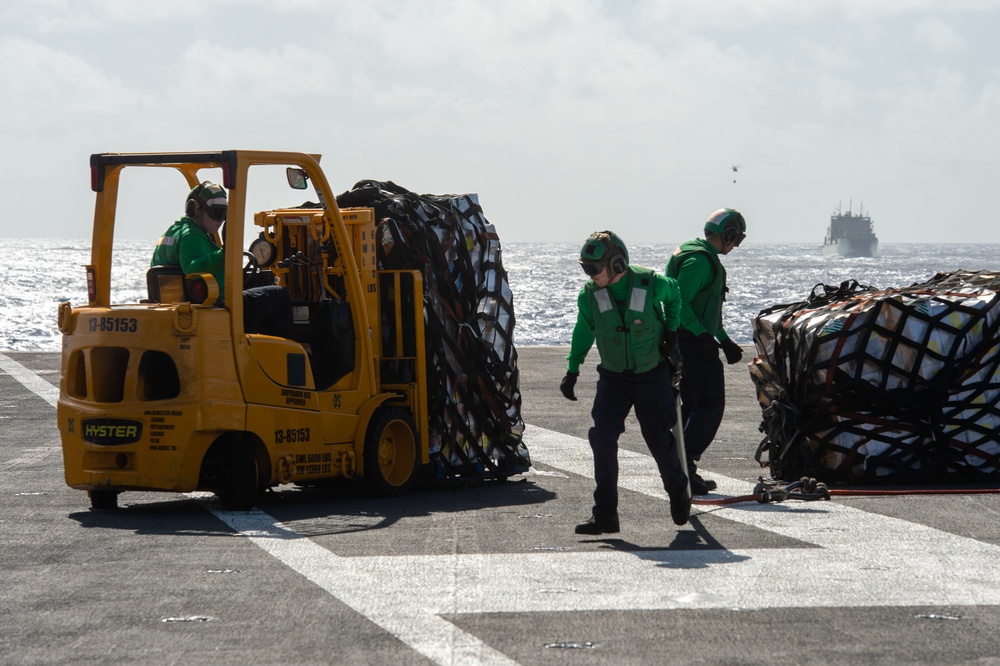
[
  {"left": 1, "top": 446, "right": 58, "bottom": 471},
  {"left": 0, "top": 353, "right": 59, "bottom": 408},
  {"left": 524, "top": 424, "right": 1000, "bottom": 607},
  {"left": 207, "top": 507, "right": 521, "bottom": 666},
  {"left": 0, "top": 353, "right": 60, "bottom": 469},
  {"left": 9, "top": 362, "right": 1000, "bottom": 663},
  {"left": 209, "top": 425, "right": 1000, "bottom": 665}
]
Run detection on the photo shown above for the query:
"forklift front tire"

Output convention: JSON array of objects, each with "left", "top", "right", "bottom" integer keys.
[{"left": 364, "top": 407, "right": 418, "bottom": 497}]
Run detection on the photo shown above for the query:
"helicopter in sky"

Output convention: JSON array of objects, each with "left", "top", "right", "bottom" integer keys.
[{"left": 731, "top": 164, "right": 741, "bottom": 183}]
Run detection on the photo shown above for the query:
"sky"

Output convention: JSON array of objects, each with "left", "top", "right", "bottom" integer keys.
[{"left": 2, "top": 0, "right": 999, "bottom": 245}]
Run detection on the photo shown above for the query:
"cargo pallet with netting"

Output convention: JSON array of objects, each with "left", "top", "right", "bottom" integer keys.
[
  {"left": 750, "top": 270, "right": 1000, "bottom": 484},
  {"left": 337, "top": 180, "right": 529, "bottom": 483}
]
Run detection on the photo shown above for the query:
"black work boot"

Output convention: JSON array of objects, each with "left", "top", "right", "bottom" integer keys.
[
  {"left": 575, "top": 514, "right": 620, "bottom": 535},
  {"left": 689, "top": 466, "right": 717, "bottom": 495},
  {"left": 667, "top": 485, "right": 691, "bottom": 526}
]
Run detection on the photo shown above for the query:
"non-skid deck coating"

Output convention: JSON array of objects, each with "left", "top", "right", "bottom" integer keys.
[{"left": 3, "top": 348, "right": 1000, "bottom": 665}]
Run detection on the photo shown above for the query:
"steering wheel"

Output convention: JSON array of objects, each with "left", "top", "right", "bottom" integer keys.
[{"left": 242, "top": 251, "right": 260, "bottom": 287}]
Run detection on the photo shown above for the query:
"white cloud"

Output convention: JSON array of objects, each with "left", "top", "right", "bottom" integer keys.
[
  {"left": 0, "top": 0, "right": 201, "bottom": 33},
  {"left": 913, "top": 17, "right": 966, "bottom": 53},
  {"left": 972, "top": 75, "right": 1000, "bottom": 121},
  {"left": 1, "top": 0, "right": 1000, "bottom": 243},
  {"left": 634, "top": 0, "right": 1000, "bottom": 26},
  {"left": 172, "top": 41, "right": 340, "bottom": 107},
  {"left": 0, "top": 37, "right": 147, "bottom": 129}
]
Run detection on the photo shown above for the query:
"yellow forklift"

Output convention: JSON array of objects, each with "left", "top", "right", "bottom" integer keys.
[{"left": 57, "top": 151, "right": 431, "bottom": 509}]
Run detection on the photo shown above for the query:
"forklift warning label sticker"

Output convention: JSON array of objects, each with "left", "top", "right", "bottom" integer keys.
[
  {"left": 144, "top": 409, "right": 182, "bottom": 449},
  {"left": 281, "top": 389, "right": 312, "bottom": 406},
  {"left": 293, "top": 451, "right": 331, "bottom": 475}
]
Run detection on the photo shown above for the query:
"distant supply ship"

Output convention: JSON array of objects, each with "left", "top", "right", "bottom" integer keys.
[{"left": 823, "top": 202, "right": 878, "bottom": 258}]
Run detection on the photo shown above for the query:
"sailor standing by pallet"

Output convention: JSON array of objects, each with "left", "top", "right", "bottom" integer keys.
[
  {"left": 560, "top": 231, "right": 691, "bottom": 533},
  {"left": 666, "top": 208, "right": 747, "bottom": 495}
]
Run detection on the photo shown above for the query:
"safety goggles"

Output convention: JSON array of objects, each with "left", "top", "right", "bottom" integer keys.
[
  {"left": 580, "top": 261, "right": 604, "bottom": 277},
  {"left": 206, "top": 204, "right": 228, "bottom": 222}
]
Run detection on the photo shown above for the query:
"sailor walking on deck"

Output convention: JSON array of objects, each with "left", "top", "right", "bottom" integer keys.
[{"left": 561, "top": 231, "right": 691, "bottom": 533}]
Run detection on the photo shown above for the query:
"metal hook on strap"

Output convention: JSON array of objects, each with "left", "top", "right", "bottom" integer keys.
[{"left": 752, "top": 477, "right": 831, "bottom": 503}]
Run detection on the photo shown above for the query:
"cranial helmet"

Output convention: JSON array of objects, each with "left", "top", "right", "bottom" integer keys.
[
  {"left": 185, "top": 181, "right": 228, "bottom": 221},
  {"left": 704, "top": 208, "right": 746, "bottom": 246},
  {"left": 579, "top": 230, "right": 629, "bottom": 278}
]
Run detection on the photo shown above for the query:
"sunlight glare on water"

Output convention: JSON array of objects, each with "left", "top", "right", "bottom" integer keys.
[
  {"left": 1, "top": 239, "right": 996, "bottom": 351},
  {"left": 503, "top": 242, "right": 1000, "bottom": 346}
]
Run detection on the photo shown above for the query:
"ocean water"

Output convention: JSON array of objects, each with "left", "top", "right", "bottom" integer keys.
[
  {"left": 503, "top": 241, "right": 999, "bottom": 346},
  {"left": 2, "top": 238, "right": 997, "bottom": 352}
]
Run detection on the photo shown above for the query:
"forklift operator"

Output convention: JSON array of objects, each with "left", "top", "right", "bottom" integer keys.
[{"left": 151, "top": 181, "right": 293, "bottom": 338}]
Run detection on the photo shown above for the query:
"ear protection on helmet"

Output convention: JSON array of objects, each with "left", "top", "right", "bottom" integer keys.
[
  {"left": 608, "top": 248, "right": 628, "bottom": 275},
  {"left": 722, "top": 222, "right": 742, "bottom": 245},
  {"left": 185, "top": 181, "right": 229, "bottom": 220},
  {"left": 185, "top": 182, "right": 209, "bottom": 218},
  {"left": 580, "top": 231, "right": 629, "bottom": 277},
  {"left": 705, "top": 208, "right": 746, "bottom": 247}
]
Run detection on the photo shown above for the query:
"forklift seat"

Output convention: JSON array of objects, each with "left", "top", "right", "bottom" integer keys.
[{"left": 146, "top": 265, "right": 187, "bottom": 303}]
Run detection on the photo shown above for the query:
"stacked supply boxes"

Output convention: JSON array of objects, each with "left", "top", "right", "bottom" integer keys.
[{"left": 750, "top": 271, "right": 1000, "bottom": 484}]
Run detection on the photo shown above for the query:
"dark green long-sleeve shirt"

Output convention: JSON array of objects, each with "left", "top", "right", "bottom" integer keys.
[
  {"left": 665, "top": 238, "right": 731, "bottom": 342},
  {"left": 150, "top": 218, "right": 226, "bottom": 293},
  {"left": 566, "top": 267, "right": 680, "bottom": 373}
]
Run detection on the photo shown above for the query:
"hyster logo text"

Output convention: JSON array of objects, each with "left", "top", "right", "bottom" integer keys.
[{"left": 82, "top": 419, "right": 143, "bottom": 445}]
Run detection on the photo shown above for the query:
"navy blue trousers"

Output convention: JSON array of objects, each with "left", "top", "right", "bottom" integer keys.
[
  {"left": 677, "top": 330, "right": 726, "bottom": 463},
  {"left": 587, "top": 362, "right": 688, "bottom": 519},
  {"left": 244, "top": 285, "right": 293, "bottom": 338}
]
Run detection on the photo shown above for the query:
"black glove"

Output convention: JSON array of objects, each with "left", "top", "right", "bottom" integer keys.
[
  {"left": 560, "top": 372, "right": 579, "bottom": 401},
  {"left": 661, "top": 330, "right": 683, "bottom": 388},
  {"left": 721, "top": 338, "right": 744, "bottom": 365},
  {"left": 697, "top": 332, "right": 719, "bottom": 360}
]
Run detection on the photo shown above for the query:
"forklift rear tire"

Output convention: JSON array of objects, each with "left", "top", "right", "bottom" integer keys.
[
  {"left": 88, "top": 489, "right": 120, "bottom": 511},
  {"left": 364, "top": 407, "right": 418, "bottom": 497},
  {"left": 217, "top": 441, "right": 259, "bottom": 511}
]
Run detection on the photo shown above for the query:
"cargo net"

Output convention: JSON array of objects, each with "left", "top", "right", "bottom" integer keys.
[
  {"left": 336, "top": 180, "right": 530, "bottom": 482},
  {"left": 750, "top": 270, "right": 1000, "bottom": 484}
]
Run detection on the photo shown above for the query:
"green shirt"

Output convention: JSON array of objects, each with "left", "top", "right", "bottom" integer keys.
[
  {"left": 664, "top": 238, "right": 730, "bottom": 342},
  {"left": 566, "top": 267, "right": 680, "bottom": 373},
  {"left": 150, "top": 217, "right": 226, "bottom": 293}
]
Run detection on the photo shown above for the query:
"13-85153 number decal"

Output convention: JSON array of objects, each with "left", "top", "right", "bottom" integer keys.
[
  {"left": 88, "top": 316, "right": 138, "bottom": 333},
  {"left": 274, "top": 428, "right": 310, "bottom": 444}
]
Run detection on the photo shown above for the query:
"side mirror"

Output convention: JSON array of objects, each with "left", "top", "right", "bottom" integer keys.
[{"left": 286, "top": 167, "right": 309, "bottom": 190}]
